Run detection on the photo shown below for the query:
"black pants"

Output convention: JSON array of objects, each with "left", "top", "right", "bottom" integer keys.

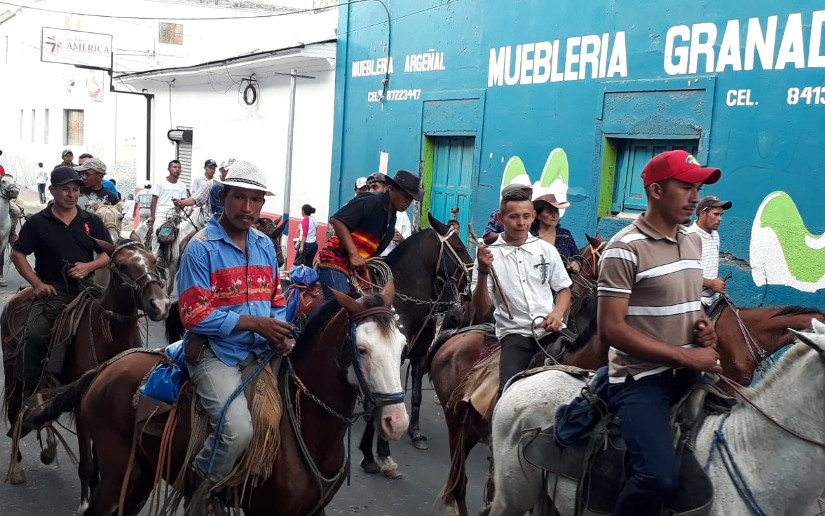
[
  {"left": 499, "top": 333, "right": 557, "bottom": 394},
  {"left": 294, "top": 242, "right": 318, "bottom": 267}
]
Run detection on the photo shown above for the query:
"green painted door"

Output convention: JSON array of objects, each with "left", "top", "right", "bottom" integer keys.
[{"left": 430, "top": 136, "right": 475, "bottom": 241}]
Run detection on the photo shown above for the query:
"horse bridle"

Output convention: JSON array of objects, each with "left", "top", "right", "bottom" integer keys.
[
  {"left": 569, "top": 240, "right": 606, "bottom": 293},
  {"left": 108, "top": 240, "right": 165, "bottom": 299},
  {"left": 347, "top": 306, "right": 406, "bottom": 417},
  {"left": 0, "top": 180, "right": 19, "bottom": 200}
]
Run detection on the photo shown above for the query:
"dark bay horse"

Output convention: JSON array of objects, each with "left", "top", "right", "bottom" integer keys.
[
  {"left": 19, "top": 284, "right": 407, "bottom": 515},
  {"left": 2, "top": 239, "right": 170, "bottom": 485},
  {"left": 357, "top": 213, "right": 473, "bottom": 477}
]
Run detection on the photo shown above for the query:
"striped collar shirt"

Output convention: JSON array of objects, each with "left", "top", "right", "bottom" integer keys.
[
  {"left": 471, "top": 235, "right": 572, "bottom": 340},
  {"left": 597, "top": 214, "right": 704, "bottom": 383},
  {"left": 686, "top": 222, "right": 721, "bottom": 306}
]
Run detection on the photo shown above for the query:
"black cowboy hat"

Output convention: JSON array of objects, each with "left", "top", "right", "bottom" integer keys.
[{"left": 386, "top": 169, "right": 424, "bottom": 202}]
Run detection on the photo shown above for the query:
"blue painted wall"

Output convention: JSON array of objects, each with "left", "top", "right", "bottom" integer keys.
[{"left": 331, "top": 1, "right": 825, "bottom": 310}]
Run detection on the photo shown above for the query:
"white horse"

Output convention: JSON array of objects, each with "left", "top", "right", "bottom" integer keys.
[
  {"left": 484, "top": 319, "right": 825, "bottom": 516},
  {"left": 0, "top": 175, "right": 20, "bottom": 287},
  {"left": 131, "top": 209, "right": 201, "bottom": 297}
]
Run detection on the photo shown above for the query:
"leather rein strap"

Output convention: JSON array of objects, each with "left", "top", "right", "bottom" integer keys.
[{"left": 718, "top": 374, "right": 825, "bottom": 449}]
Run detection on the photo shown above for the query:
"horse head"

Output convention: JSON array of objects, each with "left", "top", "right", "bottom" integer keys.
[
  {"left": 427, "top": 212, "right": 474, "bottom": 301},
  {"left": 0, "top": 175, "right": 20, "bottom": 200},
  {"left": 330, "top": 282, "right": 409, "bottom": 441},
  {"left": 95, "top": 238, "right": 170, "bottom": 321},
  {"left": 91, "top": 202, "right": 124, "bottom": 242},
  {"left": 256, "top": 217, "right": 286, "bottom": 267},
  {"left": 569, "top": 233, "right": 605, "bottom": 298}
]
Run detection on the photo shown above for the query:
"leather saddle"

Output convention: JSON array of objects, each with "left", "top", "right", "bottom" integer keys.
[{"left": 521, "top": 384, "right": 734, "bottom": 515}]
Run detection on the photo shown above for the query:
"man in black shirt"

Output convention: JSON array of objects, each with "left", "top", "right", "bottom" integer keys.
[
  {"left": 317, "top": 169, "right": 423, "bottom": 299},
  {"left": 74, "top": 158, "right": 119, "bottom": 210},
  {"left": 11, "top": 167, "right": 112, "bottom": 397}
]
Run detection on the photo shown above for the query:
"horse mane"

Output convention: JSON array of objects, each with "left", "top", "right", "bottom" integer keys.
[
  {"left": 771, "top": 305, "right": 825, "bottom": 318},
  {"left": 292, "top": 292, "right": 392, "bottom": 361},
  {"left": 743, "top": 341, "right": 815, "bottom": 399},
  {"left": 382, "top": 228, "right": 434, "bottom": 268}
]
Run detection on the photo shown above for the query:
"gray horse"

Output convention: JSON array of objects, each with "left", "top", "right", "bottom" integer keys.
[{"left": 0, "top": 175, "right": 21, "bottom": 287}]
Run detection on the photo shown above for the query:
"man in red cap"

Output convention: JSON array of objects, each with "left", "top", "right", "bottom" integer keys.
[{"left": 597, "top": 150, "right": 722, "bottom": 515}]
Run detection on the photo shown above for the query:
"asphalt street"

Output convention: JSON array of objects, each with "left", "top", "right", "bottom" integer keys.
[{"left": 0, "top": 200, "right": 490, "bottom": 516}]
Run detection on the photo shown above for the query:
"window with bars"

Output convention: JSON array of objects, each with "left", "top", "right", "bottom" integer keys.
[
  {"left": 64, "top": 109, "right": 84, "bottom": 146},
  {"left": 611, "top": 139, "right": 699, "bottom": 213}
]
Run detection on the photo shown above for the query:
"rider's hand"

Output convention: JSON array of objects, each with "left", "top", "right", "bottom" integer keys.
[
  {"left": 568, "top": 261, "right": 581, "bottom": 273},
  {"left": 256, "top": 318, "right": 294, "bottom": 345},
  {"left": 476, "top": 246, "right": 494, "bottom": 274},
  {"left": 273, "top": 337, "right": 296, "bottom": 357},
  {"left": 392, "top": 230, "right": 403, "bottom": 243},
  {"left": 32, "top": 282, "right": 57, "bottom": 299},
  {"left": 349, "top": 253, "right": 367, "bottom": 272},
  {"left": 146, "top": 217, "right": 154, "bottom": 227},
  {"left": 68, "top": 262, "right": 94, "bottom": 279},
  {"left": 709, "top": 277, "right": 727, "bottom": 294},
  {"left": 682, "top": 346, "right": 723, "bottom": 374},
  {"left": 541, "top": 312, "right": 564, "bottom": 333},
  {"left": 694, "top": 318, "right": 717, "bottom": 348}
]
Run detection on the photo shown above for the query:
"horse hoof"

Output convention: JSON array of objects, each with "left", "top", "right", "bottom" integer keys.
[
  {"left": 359, "top": 459, "right": 380, "bottom": 474},
  {"left": 40, "top": 447, "right": 57, "bottom": 465},
  {"left": 378, "top": 456, "right": 403, "bottom": 479},
  {"left": 411, "top": 437, "right": 429, "bottom": 450},
  {"left": 434, "top": 393, "right": 442, "bottom": 405},
  {"left": 77, "top": 501, "right": 90, "bottom": 516},
  {"left": 6, "top": 463, "right": 26, "bottom": 484},
  {"left": 0, "top": 279, "right": 7, "bottom": 287},
  {"left": 445, "top": 507, "right": 460, "bottom": 516}
]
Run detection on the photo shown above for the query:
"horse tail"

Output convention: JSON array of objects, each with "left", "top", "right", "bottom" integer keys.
[
  {"left": 165, "top": 301, "right": 185, "bottom": 343},
  {"left": 19, "top": 368, "right": 99, "bottom": 436},
  {"left": 427, "top": 328, "right": 458, "bottom": 372},
  {"left": 439, "top": 405, "right": 471, "bottom": 506}
]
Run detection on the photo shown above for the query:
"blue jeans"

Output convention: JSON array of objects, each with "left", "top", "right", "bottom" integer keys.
[
  {"left": 187, "top": 347, "right": 254, "bottom": 483},
  {"left": 317, "top": 266, "right": 351, "bottom": 301},
  {"left": 608, "top": 370, "right": 695, "bottom": 516}
]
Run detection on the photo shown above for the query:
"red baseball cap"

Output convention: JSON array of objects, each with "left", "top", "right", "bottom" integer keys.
[{"left": 641, "top": 150, "right": 721, "bottom": 188}]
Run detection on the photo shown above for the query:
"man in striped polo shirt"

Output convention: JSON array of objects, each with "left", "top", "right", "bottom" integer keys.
[{"left": 598, "top": 150, "right": 724, "bottom": 515}]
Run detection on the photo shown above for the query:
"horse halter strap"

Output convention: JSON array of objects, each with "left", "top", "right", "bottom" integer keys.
[
  {"left": 435, "top": 227, "right": 471, "bottom": 301},
  {"left": 109, "top": 240, "right": 164, "bottom": 293},
  {"left": 347, "top": 307, "right": 406, "bottom": 412}
]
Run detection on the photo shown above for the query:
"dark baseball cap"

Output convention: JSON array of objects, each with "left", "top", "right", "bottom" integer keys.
[
  {"left": 204, "top": 159, "right": 217, "bottom": 168},
  {"left": 696, "top": 196, "right": 732, "bottom": 215},
  {"left": 51, "top": 166, "right": 84, "bottom": 186},
  {"left": 366, "top": 172, "right": 389, "bottom": 185}
]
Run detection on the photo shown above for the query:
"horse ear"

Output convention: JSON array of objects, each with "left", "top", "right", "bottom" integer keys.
[
  {"left": 330, "top": 288, "right": 363, "bottom": 316},
  {"left": 89, "top": 200, "right": 100, "bottom": 211},
  {"left": 115, "top": 200, "right": 124, "bottom": 210},
  {"left": 381, "top": 280, "right": 395, "bottom": 308},
  {"left": 95, "top": 238, "right": 117, "bottom": 256},
  {"left": 586, "top": 233, "right": 598, "bottom": 247},
  {"left": 789, "top": 319, "right": 825, "bottom": 356},
  {"left": 428, "top": 212, "right": 449, "bottom": 235}
]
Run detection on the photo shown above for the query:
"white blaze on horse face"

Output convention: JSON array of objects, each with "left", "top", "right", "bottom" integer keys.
[{"left": 351, "top": 320, "right": 410, "bottom": 441}]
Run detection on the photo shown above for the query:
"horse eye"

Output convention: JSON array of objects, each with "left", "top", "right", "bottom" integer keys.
[{"left": 357, "top": 347, "right": 367, "bottom": 355}]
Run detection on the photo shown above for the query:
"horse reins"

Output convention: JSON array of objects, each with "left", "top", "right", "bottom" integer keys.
[{"left": 716, "top": 373, "right": 825, "bottom": 449}]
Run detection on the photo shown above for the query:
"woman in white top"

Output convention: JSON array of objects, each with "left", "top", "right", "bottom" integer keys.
[{"left": 294, "top": 204, "right": 319, "bottom": 266}]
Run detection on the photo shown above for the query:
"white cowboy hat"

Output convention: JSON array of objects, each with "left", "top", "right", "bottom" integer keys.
[{"left": 222, "top": 160, "right": 273, "bottom": 195}]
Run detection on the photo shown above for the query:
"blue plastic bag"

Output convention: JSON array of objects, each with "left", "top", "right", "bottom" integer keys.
[
  {"left": 138, "top": 340, "right": 189, "bottom": 403},
  {"left": 285, "top": 265, "right": 320, "bottom": 323}
]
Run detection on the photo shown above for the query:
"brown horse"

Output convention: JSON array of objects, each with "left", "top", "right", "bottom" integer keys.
[
  {"left": 19, "top": 284, "right": 408, "bottom": 515},
  {"left": 2, "top": 239, "right": 170, "bottom": 485}
]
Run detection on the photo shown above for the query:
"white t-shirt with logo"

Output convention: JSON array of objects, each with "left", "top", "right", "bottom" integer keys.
[{"left": 152, "top": 178, "right": 188, "bottom": 221}]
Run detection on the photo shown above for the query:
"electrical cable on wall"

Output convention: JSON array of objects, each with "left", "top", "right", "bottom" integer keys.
[{"left": 239, "top": 76, "right": 258, "bottom": 108}]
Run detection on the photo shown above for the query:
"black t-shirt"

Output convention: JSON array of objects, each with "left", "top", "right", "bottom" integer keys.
[
  {"left": 79, "top": 186, "right": 119, "bottom": 210},
  {"left": 317, "top": 191, "right": 396, "bottom": 270},
  {"left": 13, "top": 206, "right": 113, "bottom": 283}
]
